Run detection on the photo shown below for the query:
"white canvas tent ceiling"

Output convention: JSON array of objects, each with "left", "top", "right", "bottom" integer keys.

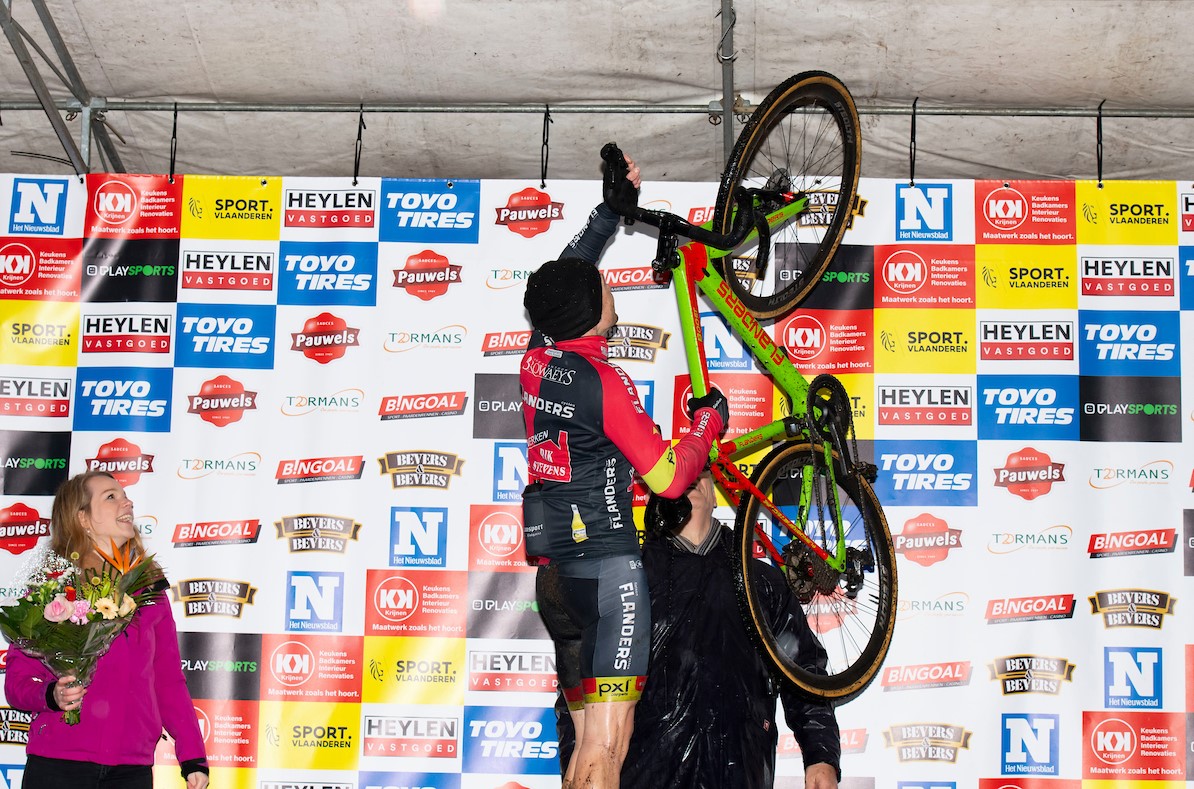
[{"left": 0, "top": 0, "right": 1191, "bottom": 184}]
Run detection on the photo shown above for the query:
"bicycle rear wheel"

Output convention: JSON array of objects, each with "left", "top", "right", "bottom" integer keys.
[
  {"left": 713, "top": 71, "right": 861, "bottom": 319},
  {"left": 734, "top": 440, "right": 895, "bottom": 702}
]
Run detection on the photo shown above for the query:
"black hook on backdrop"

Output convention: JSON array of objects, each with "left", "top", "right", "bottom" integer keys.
[
  {"left": 540, "top": 104, "right": 552, "bottom": 188},
  {"left": 353, "top": 104, "right": 366, "bottom": 186},
  {"left": 1096, "top": 99, "right": 1106, "bottom": 189},
  {"left": 908, "top": 97, "right": 919, "bottom": 186},
  {"left": 168, "top": 103, "right": 178, "bottom": 184}
]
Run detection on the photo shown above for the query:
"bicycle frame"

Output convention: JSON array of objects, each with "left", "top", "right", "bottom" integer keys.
[{"left": 661, "top": 197, "right": 850, "bottom": 573}]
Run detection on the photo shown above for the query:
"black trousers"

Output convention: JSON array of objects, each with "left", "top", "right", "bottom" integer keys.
[{"left": 23, "top": 754, "right": 152, "bottom": 789}]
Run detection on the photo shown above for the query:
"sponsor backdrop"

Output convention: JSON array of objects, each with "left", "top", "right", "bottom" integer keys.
[{"left": 0, "top": 170, "right": 1189, "bottom": 789}]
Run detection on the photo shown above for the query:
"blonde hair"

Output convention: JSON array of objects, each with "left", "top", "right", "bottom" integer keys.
[{"left": 50, "top": 471, "right": 149, "bottom": 570}]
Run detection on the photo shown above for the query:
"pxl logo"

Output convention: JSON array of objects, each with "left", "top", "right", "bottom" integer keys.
[
  {"left": 701, "top": 311, "right": 753, "bottom": 371},
  {"left": 1105, "top": 646, "right": 1161, "bottom": 708},
  {"left": 1001, "top": 713, "right": 1058, "bottom": 775},
  {"left": 285, "top": 571, "right": 344, "bottom": 633},
  {"left": 493, "top": 442, "right": 528, "bottom": 503},
  {"left": 896, "top": 183, "right": 954, "bottom": 241},
  {"left": 390, "top": 506, "right": 448, "bottom": 567},
  {"left": 10, "top": 178, "right": 68, "bottom": 235}
]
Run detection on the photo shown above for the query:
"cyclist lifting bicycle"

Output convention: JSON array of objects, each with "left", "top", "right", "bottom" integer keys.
[{"left": 520, "top": 154, "right": 731, "bottom": 788}]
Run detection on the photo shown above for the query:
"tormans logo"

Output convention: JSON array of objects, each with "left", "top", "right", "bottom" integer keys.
[
  {"left": 1088, "top": 529, "right": 1175, "bottom": 559},
  {"left": 881, "top": 661, "right": 971, "bottom": 691},
  {"left": 290, "top": 312, "right": 360, "bottom": 364},
  {"left": 482, "top": 330, "right": 532, "bottom": 357},
  {"left": 171, "top": 578, "right": 257, "bottom": 618},
  {"left": 379, "top": 391, "right": 467, "bottom": 420},
  {"left": 893, "top": 514, "right": 962, "bottom": 566},
  {"left": 986, "top": 594, "right": 1075, "bottom": 624},
  {"left": 281, "top": 388, "right": 363, "bottom": 416},
  {"left": 0, "top": 502, "right": 50, "bottom": 554},
  {"left": 180, "top": 249, "right": 274, "bottom": 291},
  {"left": 276, "top": 514, "right": 362, "bottom": 554},
  {"left": 496, "top": 187, "right": 564, "bottom": 238},
  {"left": 81, "top": 313, "right": 171, "bottom": 354},
  {"left": 0, "top": 708, "right": 31, "bottom": 744},
  {"left": 607, "top": 324, "right": 670, "bottom": 363},
  {"left": 469, "top": 649, "right": 556, "bottom": 692},
  {"left": 0, "top": 375, "right": 70, "bottom": 417},
  {"left": 384, "top": 324, "right": 467, "bottom": 353},
  {"left": 1080, "top": 256, "right": 1174, "bottom": 296},
  {"left": 177, "top": 452, "right": 260, "bottom": 480},
  {"left": 1088, "top": 589, "right": 1175, "bottom": 629},
  {"left": 878, "top": 385, "right": 971, "bottom": 425},
  {"left": 362, "top": 715, "right": 458, "bottom": 757},
  {"left": 284, "top": 188, "right": 375, "bottom": 227},
  {"left": 1089, "top": 461, "right": 1171, "bottom": 489},
  {"left": 378, "top": 451, "right": 464, "bottom": 489},
  {"left": 882, "top": 723, "right": 971, "bottom": 763},
  {"left": 994, "top": 448, "right": 1065, "bottom": 500},
  {"left": 393, "top": 249, "right": 461, "bottom": 301},
  {"left": 172, "top": 519, "right": 261, "bottom": 549},
  {"left": 989, "top": 655, "right": 1075, "bottom": 695},
  {"left": 988, "top": 524, "right": 1071, "bottom": 554},
  {"left": 603, "top": 266, "right": 668, "bottom": 292},
  {"left": 187, "top": 375, "right": 257, "bottom": 427},
  {"left": 486, "top": 265, "right": 534, "bottom": 290},
  {"left": 275, "top": 455, "right": 364, "bottom": 485},
  {"left": 86, "top": 438, "right": 154, "bottom": 486},
  {"left": 896, "top": 592, "right": 968, "bottom": 621},
  {"left": 979, "top": 321, "right": 1074, "bottom": 360}
]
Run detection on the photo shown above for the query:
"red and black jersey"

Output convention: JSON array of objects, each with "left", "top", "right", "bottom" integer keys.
[{"left": 520, "top": 334, "right": 723, "bottom": 560}]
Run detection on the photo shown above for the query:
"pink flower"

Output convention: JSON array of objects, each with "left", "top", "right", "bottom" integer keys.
[
  {"left": 69, "top": 599, "right": 91, "bottom": 625},
  {"left": 42, "top": 595, "right": 73, "bottom": 623}
]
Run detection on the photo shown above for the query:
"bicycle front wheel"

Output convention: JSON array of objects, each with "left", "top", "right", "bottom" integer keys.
[
  {"left": 714, "top": 71, "right": 861, "bottom": 319},
  {"left": 734, "top": 441, "right": 895, "bottom": 703}
]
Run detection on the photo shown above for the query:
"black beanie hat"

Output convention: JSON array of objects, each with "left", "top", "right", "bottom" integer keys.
[{"left": 523, "top": 258, "right": 604, "bottom": 342}]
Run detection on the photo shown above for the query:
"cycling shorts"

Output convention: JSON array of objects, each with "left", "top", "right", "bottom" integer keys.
[{"left": 536, "top": 555, "right": 649, "bottom": 710}]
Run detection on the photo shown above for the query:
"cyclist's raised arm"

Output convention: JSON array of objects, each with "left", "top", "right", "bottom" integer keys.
[
  {"left": 558, "top": 154, "right": 641, "bottom": 265},
  {"left": 595, "top": 360, "right": 724, "bottom": 498}
]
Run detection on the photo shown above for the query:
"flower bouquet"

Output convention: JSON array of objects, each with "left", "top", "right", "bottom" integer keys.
[{"left": 0, "top": 540, "right": 163, "bottom": 725}]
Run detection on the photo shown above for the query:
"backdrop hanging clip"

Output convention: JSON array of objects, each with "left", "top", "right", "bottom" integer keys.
[
  {"left": 908, "top": 97, "right": 919, "bottom": 186},
  {"left": 1096, "top": 99, "right": 1106, "bottom": 189},
  {"left": 353, "top": 104, "right": 366, "bottom": 186},
  {"left": 540, "top": 104, "right": 552, "bottom": 188},
  {"left": 168, "top": 103, "right": 178, "bottom": 184}
]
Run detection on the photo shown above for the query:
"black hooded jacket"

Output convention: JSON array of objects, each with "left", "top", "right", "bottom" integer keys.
[{"left": 557, "top": 524, "right": 841, "bottom": 788}]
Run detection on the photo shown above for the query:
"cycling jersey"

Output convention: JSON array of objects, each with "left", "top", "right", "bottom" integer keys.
[{"left": 520, "top": 334, "right": 723, "bottom": 561}]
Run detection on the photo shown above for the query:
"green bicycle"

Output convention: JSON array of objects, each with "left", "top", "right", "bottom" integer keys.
[{"left": 602, "top": 71, "right": 895, "bottom": 703}]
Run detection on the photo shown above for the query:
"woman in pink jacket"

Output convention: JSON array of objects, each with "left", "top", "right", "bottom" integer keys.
[{"left": 4, "top": 471, "right": 208, "bottom": 789}]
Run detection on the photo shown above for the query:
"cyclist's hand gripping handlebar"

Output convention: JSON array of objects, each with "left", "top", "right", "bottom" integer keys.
[{"left": 601, "top": 143, "right": 640, "bottom": 222}]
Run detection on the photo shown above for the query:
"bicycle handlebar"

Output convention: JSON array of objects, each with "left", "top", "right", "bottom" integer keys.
[{"left": 600, "top": 142, "right": 773, "bottom": 253}]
